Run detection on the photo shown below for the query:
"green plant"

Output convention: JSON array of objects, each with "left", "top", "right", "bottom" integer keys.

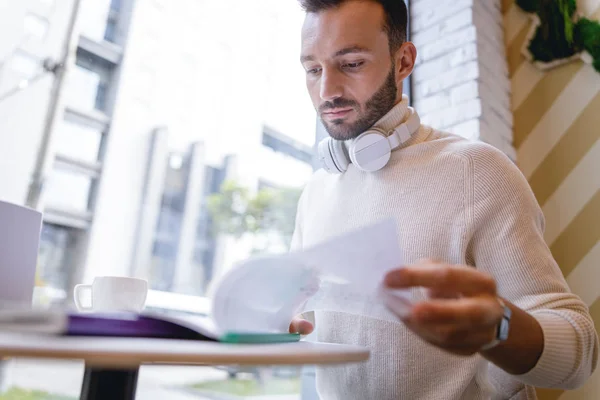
[
  {"left": 576, "top": 17, "right": 600, "bottom": 71},
  {"left": 206, "top": 180, "right": 303, "bottom": 251},
  {"left": 191, "top": 377, "right": 300, "bottom": 396},
  {"left": 516, "top": 0, "right": 600, "bottom": 72},
  {"left": 0, "top": 387, "right": 74, "bottom": 400}
]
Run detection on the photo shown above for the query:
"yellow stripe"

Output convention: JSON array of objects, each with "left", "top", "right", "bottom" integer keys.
[
  {"left": 516, "top": 66, "right": 600, "bottom": 179},
  {"left": 543, "top": 141, "right": 600, "bottom": 245},
  {"left": 502, "top": 0, "right": 515, "bottom": 15},
  {"left": 550, "top": 191, "right": 600, "bottom": 278},
  {"left": 536, "top": 388, "right": 564, "bottom": 400},
  {"left": 504, "top": 3, "right": 530, "bottom": 46},
  {"left": 511, "top": 61, "right": 545, "bottom": 111},
  {"left": 507, "top": 22, "right": 530, "bottom": 77},
  {"left": 567, "top": 243, "right": 600, "bottom": 309},
  {"left": 513, "top": 62, "right": 583, "bottom": 149},
  {"left": 528, "top": 92, "right": 600, "bottom": 206}
]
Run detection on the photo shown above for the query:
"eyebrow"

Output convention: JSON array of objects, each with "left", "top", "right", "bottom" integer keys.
[
  {"left": 333, "top": 45, "right": 370, "bottom": 57},
  {"left": 300, "top": 45, "right": 371, "bottom": 63}
]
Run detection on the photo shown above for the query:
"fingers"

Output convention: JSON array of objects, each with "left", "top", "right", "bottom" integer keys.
[
  {"left": 405, "top": 319, "right": 498, "bottom": 356},
  {"left": 396, "top": 296, "right": 503, "bottom": 356},
  {"left": 427, "top": 287, "right": 461, "bottom": 299},
  {"left": 384, "top": 261, "right": 497, "bottom": 297},
  {"left": 289, "top": 318, "right": 314, "bottom": 335},
  {"left": 410, "top": 297, "right": 503, "bottom": 326},
  {"left": 383, "top": 260, "right": 505, "bottom": 357}
]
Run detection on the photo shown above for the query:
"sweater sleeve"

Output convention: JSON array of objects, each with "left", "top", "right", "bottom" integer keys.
[{"left": 465, "top": 144, "right": 598, "bottom": 390}]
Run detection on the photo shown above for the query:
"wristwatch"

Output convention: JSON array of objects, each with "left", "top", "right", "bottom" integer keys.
[{"left": 481, "top": 298, "right": 512, "bottom": 351}]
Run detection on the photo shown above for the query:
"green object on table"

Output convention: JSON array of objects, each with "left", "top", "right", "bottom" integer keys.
[{"left": 219, "top": 332, "right": 301, "bottom": 344}]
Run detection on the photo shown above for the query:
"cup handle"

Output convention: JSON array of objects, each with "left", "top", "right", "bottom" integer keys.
[{"left": 74, "top": 284, "right": 93, "bottom": 311}]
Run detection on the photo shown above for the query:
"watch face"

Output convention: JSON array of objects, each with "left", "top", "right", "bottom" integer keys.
[{"left": 499, "top": 317, "right": 510, "bottom": 341}]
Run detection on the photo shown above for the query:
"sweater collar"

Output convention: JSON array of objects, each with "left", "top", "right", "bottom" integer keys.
[
  {"left": 372, "top": 94, "right": 411, "bottom": 134},
  {"left": 345, "top": 94, "right": 426, "bottom": 151}
]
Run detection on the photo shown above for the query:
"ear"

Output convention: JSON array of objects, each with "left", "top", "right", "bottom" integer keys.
[{"left": 394, "top": 42, "right": 417, "bottom": 86}]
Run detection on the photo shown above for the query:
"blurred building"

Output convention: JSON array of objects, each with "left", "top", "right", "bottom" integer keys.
[{"left": 0, "top": 0, "right": 315, "bottom": 298}]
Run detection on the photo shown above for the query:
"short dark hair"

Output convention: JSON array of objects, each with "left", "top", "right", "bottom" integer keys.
[{"left": 298, "top": 0, "right": 408, "bottom": 53}]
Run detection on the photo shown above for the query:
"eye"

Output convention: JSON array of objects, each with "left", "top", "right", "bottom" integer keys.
[
  {"left": 306, "top": 67, "right": 322, "bottom": 76},
  {"left": 342, "top": 61, "right": 364, "bottom": 70}
]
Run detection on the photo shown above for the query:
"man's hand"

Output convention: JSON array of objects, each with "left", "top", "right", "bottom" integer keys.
[
  {"left": 289, "top": 317, "right": 314, "bottom": 335},
  {"left": 383, "top": 260, "right": 504, "bottom": 356}
]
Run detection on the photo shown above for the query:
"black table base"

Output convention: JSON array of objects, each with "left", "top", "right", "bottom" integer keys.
[{"left": 80, "top": 365, "right": 139, "bottom": 400}]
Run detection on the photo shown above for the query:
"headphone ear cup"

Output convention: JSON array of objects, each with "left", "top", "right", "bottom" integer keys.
[
  {"left": 318, "top": 138, "right": 349, "bottom": 173},
  {"left": 329, "top": 139, "right": 349, "bottom": 173},
  {"left": 348, "top": 131, "right": 391, "bottom": 172},
  {"left": 318, "top": 138, "right": 340, "bottom": 173}
]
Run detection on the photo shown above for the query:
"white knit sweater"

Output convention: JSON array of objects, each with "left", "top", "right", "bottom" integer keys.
[{"left": 290, "top": 98, "right": 598, "bottom": 399}]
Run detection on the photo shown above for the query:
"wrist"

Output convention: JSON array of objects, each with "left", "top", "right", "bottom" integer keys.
[
  {"left": 481, "top": 297, "right": 512, "bottom": 351},
  {"left": 479, "top": 300, "right": 544, "bottom": 376}
]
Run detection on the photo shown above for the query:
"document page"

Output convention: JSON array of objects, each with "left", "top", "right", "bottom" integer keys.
[
  {"left": 296, "top": 218, "right": 411, "bottom": 322},
  {"left": 210, "top": 218, "right": 412, "bottom": 334}
]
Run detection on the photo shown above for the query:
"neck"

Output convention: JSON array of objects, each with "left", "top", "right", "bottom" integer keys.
[{"left": 372, "top": 94, "right": 410, "bottom": 134}]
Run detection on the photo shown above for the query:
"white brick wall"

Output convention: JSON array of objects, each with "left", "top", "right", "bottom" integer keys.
[{"left": 410, "top": 0, "right": 515, "bottom": 161}]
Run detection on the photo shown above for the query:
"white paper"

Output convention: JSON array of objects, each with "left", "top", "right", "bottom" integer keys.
[
  {"left": 297, "top": 218, "right": 403, "bottom": 293},
  {"left": 295, "top": 218, "right": 411, "bottom": 322},
  {"left": 211, "top": 218, "right": 412, "bottom": 334}
]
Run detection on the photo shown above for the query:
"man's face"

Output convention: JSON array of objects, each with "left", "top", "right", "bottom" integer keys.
[{"left": 300, "top": 1, "right": 401, "bottom": 141}]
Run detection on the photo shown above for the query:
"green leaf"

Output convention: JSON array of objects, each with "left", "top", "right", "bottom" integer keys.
[
  {"left": 527, "top": 0, "right": 577, "bottom": 62},
  {"left": 576, "top": 17, "right": 600, "bottom": 65}
]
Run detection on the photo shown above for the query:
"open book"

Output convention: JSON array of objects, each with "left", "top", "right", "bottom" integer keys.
[{"left": 0, "top": 219, "right": 410, "bottom": 343}]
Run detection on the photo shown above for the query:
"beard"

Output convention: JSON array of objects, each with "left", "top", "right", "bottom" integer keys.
[{"left": 319, "top": 65, "right": 398, "bottom": 141}]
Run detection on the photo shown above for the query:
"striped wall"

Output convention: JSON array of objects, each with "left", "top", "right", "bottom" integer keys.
[{"left": 503, "top": 1, "right": 600, "bottom": 399}]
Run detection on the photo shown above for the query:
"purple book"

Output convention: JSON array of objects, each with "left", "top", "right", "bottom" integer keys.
[
  {"left": 64, "top": 313, "right": 217, "bottom": 341},
  {"left": 66, "top": 312, "right": 217, "bottom": 341},
  {"left": 0, "top": 308, "right": 219, "bottom": 341},
  {"left": 0, "top": 309, "right": 301, "bottom": 344}
]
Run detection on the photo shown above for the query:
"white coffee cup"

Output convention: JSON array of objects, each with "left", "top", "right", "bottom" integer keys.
[{"left": 74, "top": 276, "right": 148, "bottom": 313}]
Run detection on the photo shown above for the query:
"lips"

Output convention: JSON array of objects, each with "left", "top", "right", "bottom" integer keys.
[{"left": 322, "top": 109, "right": 353, "bottom": 119}]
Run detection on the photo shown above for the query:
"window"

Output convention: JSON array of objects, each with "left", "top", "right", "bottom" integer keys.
[
  {"left": 66, "top": 51, "right": 113, "bottom": 112},
  {"left": 104, "top": 0, "right": 122, "bottom": 43},
  {"left": 44, "top": 167, "right": 96, "bottom": 212},
  {"left": 103, "top": 19, "right": 118, "bottom": 42},
  {"left": 54, "top": 119, "right": 104, "bottom": 163},
  {"left": 2, "top": 0, "right": 398, "bottom": 398},
  {"left": 78, "top": 0, "right": 122, "bottom": 43},
  {"left": 37, "top": 224, "right": 78, "bottom": 293}
]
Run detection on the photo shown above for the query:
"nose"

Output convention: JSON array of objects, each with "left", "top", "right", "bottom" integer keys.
[{"left": 319, "top": 69, "right": 343, "bottom": 102}]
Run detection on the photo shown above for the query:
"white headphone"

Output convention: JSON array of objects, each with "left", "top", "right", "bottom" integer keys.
[{"left": 318, "top": 107, "right": 421, "bottom": 173}]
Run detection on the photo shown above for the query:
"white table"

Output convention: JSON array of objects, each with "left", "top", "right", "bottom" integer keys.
[{"left": 0, "top": 333, "right": 369, "bottom": 400}]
